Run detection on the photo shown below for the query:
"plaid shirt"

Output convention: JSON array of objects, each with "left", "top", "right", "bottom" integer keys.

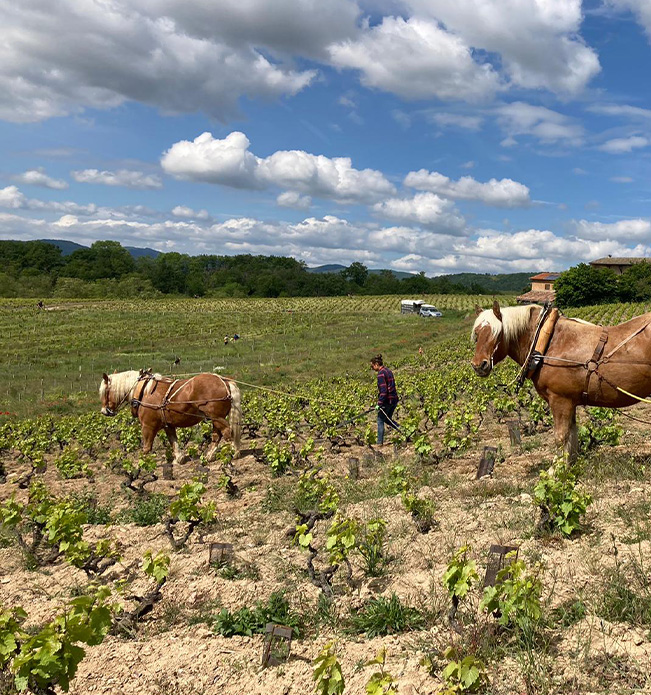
[{"left": 377, "top": 366, "right": 398, "bottom": 406}]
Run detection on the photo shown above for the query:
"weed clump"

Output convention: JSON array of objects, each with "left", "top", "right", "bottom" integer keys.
[{"left": 348, "top": 593, "right": 424, "bottom": 637}]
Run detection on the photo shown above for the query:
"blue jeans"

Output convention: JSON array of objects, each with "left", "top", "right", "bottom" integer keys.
[{"left": 377, "top": 401, "right": 399, "bottom": 445}]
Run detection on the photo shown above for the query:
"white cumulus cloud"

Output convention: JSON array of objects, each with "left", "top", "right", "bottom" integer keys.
[
  {"left": 277, "top": 191, "right": 312, "bottom": 209},
  {"left": 598, "top": 136, "right": 650, "bottom": 154},
  {"left": 495, "top": 101, "right": 584, "bottom": 145},
  {"left": 329, "top": 16, "right": 502, "bottom": 102},
  {"left": 0, "top": 0, "right": 316, "bottom": 123},
  {"left": 13, "top": 168, "right": 68, "bottom": 190},
  {"left": 404, "top": 170, "right": 531, "bottom": 207},
  {"left": 71, "top": 169, "right": 163, "bottom": 189},
  {"left": 171, "top": 205, "right": 211, "bottom": 220},
  {"left": 407, "top": 0, "right": 600, "bottom": 94},
  {"left": 372, "top": 192, "right": 466, "bottom": 233},
  {"left": 161, "top": 131, "right": 396, "bottom": 204},
  {"left": 572, "top": 218, "right": 651, "bottom": 241},
  {"left": 607, "top": 0, "right": 651, "bottom": 41}
]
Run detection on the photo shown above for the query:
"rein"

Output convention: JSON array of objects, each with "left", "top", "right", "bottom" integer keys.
[{"left": 514, "top": 304, "right": 553, "bottom": 392}]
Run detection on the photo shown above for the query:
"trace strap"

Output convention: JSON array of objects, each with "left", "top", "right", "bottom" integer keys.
[{"left": 581, "top": 328, "right": 608, "bottom": 405}]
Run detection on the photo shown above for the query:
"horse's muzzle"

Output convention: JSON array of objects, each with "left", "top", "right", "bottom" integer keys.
[
  {"left": 101, "top": 407, "right": 116, "bottom": 417},
  {"left": 472, "top": 360, "right": 492, "bottom": 377}
]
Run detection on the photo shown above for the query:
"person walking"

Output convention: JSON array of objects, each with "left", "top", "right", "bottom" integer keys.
[{"left": 370, "top": 354, "right": 399, "bottom": 446}]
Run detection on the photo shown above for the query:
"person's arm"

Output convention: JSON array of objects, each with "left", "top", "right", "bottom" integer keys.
[{"left": 377, "top": 371, "right": 388, "bottom": 405}]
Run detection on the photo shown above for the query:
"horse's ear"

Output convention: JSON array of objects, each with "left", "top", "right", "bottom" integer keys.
[
  {"left": 492, "top": 300, "right": 502, "bottom": 321},
  {"left": 474, "top": 304, "right": 483, "bottom": 317},
  {"left": 102, "top": 373, "right": 109, "bottom": 383}
]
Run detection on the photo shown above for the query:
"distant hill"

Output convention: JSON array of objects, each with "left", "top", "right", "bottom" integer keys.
[
  {"left": 308, "top": 264, "right": 536, "bottom": 291},
  {"left": 39, "top": 239, "right": 86, "bottom": 256},
  {"left": 123, "top": 245, "right": 160, "bottom": 259},
  {"left": 40, "top": 239, "right": 160, "bottom": 259},
  {"left": 308, "top": 264, "right": 347, "bottom": 273}
]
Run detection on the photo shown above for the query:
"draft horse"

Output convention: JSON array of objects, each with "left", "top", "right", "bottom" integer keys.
[
  {"left": 471, "top": 301, "right": 651, "bottom": 459},
  {"left": 100, "top": 370, "right": 241, "bottom": 463}
]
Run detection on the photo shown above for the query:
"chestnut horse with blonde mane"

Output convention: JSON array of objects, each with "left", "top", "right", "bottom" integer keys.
[
  {"left": 471, "top": 301, "right": 651, "bottom": 459},
  {"left": 100, "top": 370, "right": 241, "bottom": 463}
]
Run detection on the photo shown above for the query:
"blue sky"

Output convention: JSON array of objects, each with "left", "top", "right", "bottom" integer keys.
[{"left": 1, "top": 0, "right": 651, "bottom": 275}]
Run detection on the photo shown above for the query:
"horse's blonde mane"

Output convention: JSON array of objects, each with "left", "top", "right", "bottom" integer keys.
[
  {"left": 99, "top": 370, "right": 163, "bottom": 402},
  {"left": 472, "top": 305, "right": 539, "bottom": 343}
]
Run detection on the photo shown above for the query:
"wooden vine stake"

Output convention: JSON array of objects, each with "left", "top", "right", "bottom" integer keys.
[
  {"left": 209, "top": 542, "right": 234, "bottom": 566},
  {"left": 261, "top": 624, "right": 293, "bottom": 668},
  {"left": 483, "top": 544, "right": 519, "bottom": 588},
  {"left": 506, "top": 421, "right": 522, "bottom": 447},
  {"left": 476, "top": 446, "right": 497, "bottom": 480}
]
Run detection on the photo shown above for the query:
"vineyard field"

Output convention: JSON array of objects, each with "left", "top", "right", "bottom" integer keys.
[
  {"left": 0, "top": 295, "right": 510, "bottom": 417},
  {"left": 0, "top": 296, "right": 650, "bottom": 695}
]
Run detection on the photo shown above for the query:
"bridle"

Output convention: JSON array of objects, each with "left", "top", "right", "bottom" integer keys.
[
  {"left": 103, "top": 374, "right": 147, "bottom": 416},
  {"left": 474, "top": 319, "right": 501, "bottom": 373}
]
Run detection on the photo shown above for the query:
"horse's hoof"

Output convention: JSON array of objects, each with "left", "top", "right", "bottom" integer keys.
[{"left": 175, "top": 454, "right": 189, "bottom": 465}]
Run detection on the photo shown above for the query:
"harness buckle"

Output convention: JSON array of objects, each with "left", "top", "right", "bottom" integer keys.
[{"left": 526, "top": 350, "right": 544, "bottom": 378}]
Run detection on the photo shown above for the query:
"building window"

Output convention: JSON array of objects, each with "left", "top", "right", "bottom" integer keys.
[{"left": 545, "top": 284, "right": 550, "bottom": 290}]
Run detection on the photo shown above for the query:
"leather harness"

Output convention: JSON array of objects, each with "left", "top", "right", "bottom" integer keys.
[{"left": 582, "top": 328, "right": 608, "bottom": 405}]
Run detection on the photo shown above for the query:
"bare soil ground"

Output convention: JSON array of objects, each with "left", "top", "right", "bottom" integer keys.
[{"left": 1, "top": 407, "right": 651, "bottom": 695}]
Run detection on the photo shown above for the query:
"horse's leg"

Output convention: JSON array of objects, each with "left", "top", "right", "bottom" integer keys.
[
  {"left": 206, "top": 417, "right": 229, "bottom": 461},
  {"left": 549, "top": 396, "right": 578, "bottom": 461},
  {"left": 141, "top": 423, "right": 159, "bottom": 456},
  {"left": 164, "top": 426, "right": 186, "bottom": 465}
]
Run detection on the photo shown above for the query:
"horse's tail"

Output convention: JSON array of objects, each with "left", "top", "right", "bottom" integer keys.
[{"left": 227, "top": 379, "right": 242, "bottom": 457}]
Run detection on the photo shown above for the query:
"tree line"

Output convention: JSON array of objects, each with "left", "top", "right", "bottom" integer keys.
[
  {"left": 554, "top": 262, "right": 651, "bottom": 308},
  {"left": 0, "top": 240, "right": 494, "bottom": 299}
]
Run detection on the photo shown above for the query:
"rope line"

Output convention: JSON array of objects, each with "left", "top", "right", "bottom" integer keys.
[{"left": 613, "top": 386, "right": 651, "bottom": 405}]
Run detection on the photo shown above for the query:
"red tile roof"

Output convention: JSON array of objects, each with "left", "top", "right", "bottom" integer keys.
[
  {"left": 529, "top": 272, "right": 561, "bottom": 281},
  {"left": 516, "top": 289, "right": 556, "bottom": 304}
]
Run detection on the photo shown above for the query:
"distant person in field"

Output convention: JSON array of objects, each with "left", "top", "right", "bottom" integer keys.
[{"left": 370, "top": 354, "right": 399, "bottom": 446}]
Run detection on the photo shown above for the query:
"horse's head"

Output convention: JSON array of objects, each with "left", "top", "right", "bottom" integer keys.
[
  {"left": 471, "top": 301, "right": 508, "bottom": 377},
  {"left": 99, "top": 373, "right": 117, "bottom": 416}
]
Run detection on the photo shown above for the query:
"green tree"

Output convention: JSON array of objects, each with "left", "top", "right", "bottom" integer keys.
[
  {"left": 618, "top": 261, "right": 651, "bottom": 301},
  {"left": 343, "top": 262, "right": 369, "bottom": 288},
  {"left": 63, "top": 241, "right": 136, "bottom": 280},
  {"left": 554, "top": 263, "right": 619, "bottom": 308}
]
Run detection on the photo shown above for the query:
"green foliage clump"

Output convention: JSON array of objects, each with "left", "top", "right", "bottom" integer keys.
[
  {"left": 402, "top": 491, "right": 436, "bottom": 533},
  {"left": 294, "top": 469, "right": 339, "bottom": 516},
  {"left": 313, "top": 642, "right": 345, "bottom": 695},
  {"left": 381, "top": 464, "right": 413, "bottom": 496},
  {"left": 349, "top": 593, "right": 424, "bottom": 638},
  {"left": 533, "top": 457, "right": 592, "bottom": 537},
  {"left": 443, "top": 545, "right": 479, "bottom": 606},
  {"left": 119, "top": 493, "right": 169, "bottom": 526},
  {"left": 142, "top": 550, "right": 170, "bottom": 584},
  {"left": 578, "top": 407, "right": 623, "bottom": 452},
  {"left": 364, "top": 648, "right": 397, "bottom": 695},
  {"left": 356, "top": 518, "right": 388, "bottom": 577},
  {"left": 479, "top": 557, "right": 543, "bottom": 630},
  {"left": 166, "top": 481, "right": 216, "bottom": 550},
  {"left": 263, "top": 440, "right": 293, "bottom": 477},
  {"left": 441, "top": 647, "right": 489, "bottom": 694},
  {"left": 54, "top": 447, "right": 91, "bottom": 479},
  {"left": 213, "top": 591, "right": 301, "bottom": 638},
  {"left": 0, "top": 587, "right": 114, "bottom": 694},
  {"left": 325, "top": 514, "right": 358, "bottom": 566}
]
